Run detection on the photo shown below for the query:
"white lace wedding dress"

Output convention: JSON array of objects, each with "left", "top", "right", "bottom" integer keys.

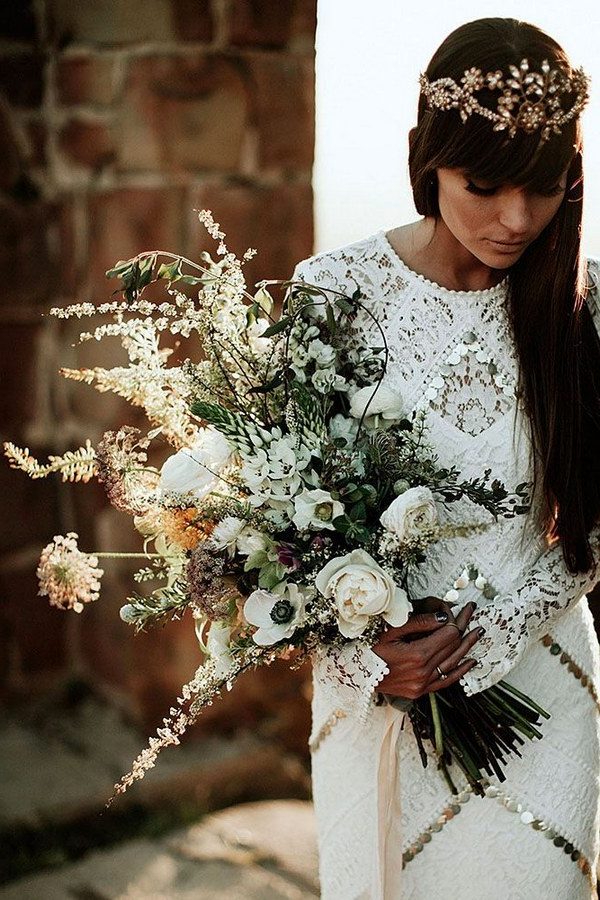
[{"left": 292, "top": 230, "right": 600, "bottom": 900}]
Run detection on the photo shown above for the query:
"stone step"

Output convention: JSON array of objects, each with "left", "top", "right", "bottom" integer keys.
[{"left": 0, "top": 800, "right": 319, "bottom": 900}]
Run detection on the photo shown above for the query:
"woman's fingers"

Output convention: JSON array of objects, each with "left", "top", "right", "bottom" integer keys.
[
  {"left": 453, "top": 601, "right": 478, "bottom": 631},
  {"left": 411, "top": 601, "right": 477, "bottom": 656},
  {"left": 430, "top": 624, "right": 483, "bottom": 672},
  {"left": 425, "top": 656, "right": 478, "bottom": 693},
  {"left": 375, "top": 610, "right": 452, "bottom": 645}
]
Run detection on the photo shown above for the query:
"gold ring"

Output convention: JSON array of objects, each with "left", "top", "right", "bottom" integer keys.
[
  {"left": 445, "top": 622, "right": 463, "bottom": 634},
  {"left": 435, "top": 665, "right": 448, "bottom": 680}
]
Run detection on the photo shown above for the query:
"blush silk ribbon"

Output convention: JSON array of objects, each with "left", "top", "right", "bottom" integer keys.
[{"left": 374, "top": 699, "right": 407, "bottom": 899}]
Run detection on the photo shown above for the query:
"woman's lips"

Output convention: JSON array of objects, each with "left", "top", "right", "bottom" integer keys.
[{"left": 487, "top": 238, "right": 526, "bottom": 250}]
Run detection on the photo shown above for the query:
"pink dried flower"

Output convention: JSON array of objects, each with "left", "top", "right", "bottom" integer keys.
[{"left": 37, "top": 533, "right": 103, "bottom": 612}]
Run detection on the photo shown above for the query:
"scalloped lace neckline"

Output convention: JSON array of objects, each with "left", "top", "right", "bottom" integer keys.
[{"left": 377, "top": 229, "right": 510, "bottom": 299}]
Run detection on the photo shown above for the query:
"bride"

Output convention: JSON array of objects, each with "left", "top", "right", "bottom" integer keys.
[{"left": 293, "top": 17, "right": 600, "bottom": 899}]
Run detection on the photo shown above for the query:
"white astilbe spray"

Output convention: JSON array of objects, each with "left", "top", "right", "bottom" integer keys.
[
  {"left": 61, "top": 321, "right": 196, "bottom": 449},
  {"left": 37, "top": 533, "right": 104, "bottom": 612},
  {"left": 3, "top": 440, "right": 98, "bottom": 482}
]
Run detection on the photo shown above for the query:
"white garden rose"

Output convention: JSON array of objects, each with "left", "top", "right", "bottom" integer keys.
[
  {"left": 292, "top": 488, "right": 344, "bottom": 531},
  {"left": 349, "top": 383, "right": 403, "bottom": 421},
  {"left": 315, "top": 548, "right": 411, "bottom": 638},
  {"left": 243, "top": 584, "right": 307, "bottom": 646},
  {"left": 380, "top": 486, "right": 438, "bottom": 541},
  {"left": 159, "top": 427, "right": 232, "bottom": 500}
]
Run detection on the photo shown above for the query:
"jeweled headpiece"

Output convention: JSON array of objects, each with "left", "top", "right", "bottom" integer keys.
[{"left": 418, "top": 58, "right": 590, "bottom": 143}]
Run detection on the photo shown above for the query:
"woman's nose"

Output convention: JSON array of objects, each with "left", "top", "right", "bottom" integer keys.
[{"left": 497, "top": 190, "right": 532, "bottom": 236}]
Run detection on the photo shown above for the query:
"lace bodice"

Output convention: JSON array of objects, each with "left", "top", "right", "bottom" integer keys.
[{"left": 293, "top": 229, "right": 600, "bottom": 715}]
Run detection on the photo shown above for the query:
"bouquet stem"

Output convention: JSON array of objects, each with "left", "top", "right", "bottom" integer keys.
[{"left": 405, "top": 679, "right": 550, "bottom": 796}]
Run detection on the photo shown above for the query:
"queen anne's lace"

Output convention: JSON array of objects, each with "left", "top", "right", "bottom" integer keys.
[{"left": 295, "top": 231, "right": 600, "bottom": 899}]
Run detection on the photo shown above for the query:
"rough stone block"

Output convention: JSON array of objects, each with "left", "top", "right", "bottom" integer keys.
[
  {"left": 58, "top": 117, "right": 116, "bottom": 171},
  {"left": 0, "top": 464, "right": 59, "bottom": 556},
  {"left": 0, "top": 197, "right": 72, "bottom": 305},
  {"left": 0, "top": 53, "right": 44, "bottom": 109},
  {"left": 49, "top": 0, "right": 170, "bottom": 46},
  {"left": 170, "top": 0, "right": 214, "bottom": 42},
  {"left": 0, "top": 98, "right": 23, "bottom": 192},
  {"left": 227, "top": 0, "right": 295, "bottom": 48},
  {"left": 168, "top": 800, "right": 319, "bottom": 893},
  {"left": 0, "top": 324, "right": 40, "bottom": 431},
  {"left": 246, "top": 54, "right": 314, "bottom": 170},
  {"left": 188, "top": 179, "right": 313, "bottom": 291},
  {"left": 55, "top": 55, "right": 118, "bottom": 106},
  {"left": 48, "top": 0, "right": 212, "bottom": 47},
  {"left": 0, "top": 567, "right": 69, "bottom": 681},
  {"left": 117, "top": 53, "right": 248, "bottom": 173},
  {"left": 0, "top": 0, "right": 38, "bottom": 42}
]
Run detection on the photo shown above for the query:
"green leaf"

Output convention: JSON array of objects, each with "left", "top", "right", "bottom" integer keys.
[
  {"left": 326, "top": 304, "right": 337, "bottom": 334},
  {"left": 244, "top": 549, "right": 269, "bottom": 571},
  {"left": 247, "top": 374, "right": 284, "bottom": 395},
  {"left": 332, "top": 515, "right": 351, "bottom": 535},
  {"left": 258, "top": 562, "right": 286, "bottom": 590},
  {"left": 335, "top": 297, "right": 353, "bottom": 314},
  {"left": 348, "top": 501, "right": 367, "bottom": 522},
  {"left": 262, "top": 317, "right": 293, "bottom": 338},
  {"left": 246, "top": 302, "right": 259, "bottom": 328},
  {"left": 157, "top": 259, "right": 182, "bottom": 280},
  {"left": 106, "top": 259, "right": 135, "bottom": 279},
  {"left": 137, "top": 255, "right": 156, "bottom": 289},
  {"left": 350, "top": 525, "right": 371, "bottom": 543},
  {"left": 178, "top": 274, "right": 203, "bottom": 285}
]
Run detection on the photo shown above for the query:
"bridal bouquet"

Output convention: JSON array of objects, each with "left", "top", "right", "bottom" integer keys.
[{"left": 5, "top": 210, "right": 545, "bottom": 802}]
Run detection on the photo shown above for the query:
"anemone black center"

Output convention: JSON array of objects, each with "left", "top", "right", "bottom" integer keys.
[{"left": 270, "top": 598, "right": 294, "bottom": 624}]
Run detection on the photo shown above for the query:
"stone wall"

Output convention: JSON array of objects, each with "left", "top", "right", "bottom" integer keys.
[{"left": 0, "top": 0, "right": 315, "bottom": 749}]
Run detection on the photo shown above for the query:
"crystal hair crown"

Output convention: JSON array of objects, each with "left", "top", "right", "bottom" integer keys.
[{"left": 418, "top": 58, "right": 590, "bottom": 143}]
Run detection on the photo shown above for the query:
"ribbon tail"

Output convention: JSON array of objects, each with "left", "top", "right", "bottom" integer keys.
[{"left": 374, "top": 700, "right": 405, "bottom": 899}]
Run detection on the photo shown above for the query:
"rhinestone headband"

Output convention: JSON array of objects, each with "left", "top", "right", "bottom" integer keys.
[{"left": 418, "top": 58, "right": 590, "bottom": 143}]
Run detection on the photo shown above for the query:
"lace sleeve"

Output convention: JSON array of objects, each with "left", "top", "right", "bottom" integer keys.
[
  {"left": 459, "top": 524, "right": 600, "bottom": 695},
  {"left": 313, "top": 642, "right": 391, "bottom": 724},
  {"left": 461, "top": 257, "right": 600, "bottom": 695}
]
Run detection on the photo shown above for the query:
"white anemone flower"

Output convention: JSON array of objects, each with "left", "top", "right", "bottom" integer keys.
[
  {"left": 243, "top": 584, "right": 306, "bottom": 646},
  {"left": 292, "top": 488, "right": 344, "bottom": 531}
]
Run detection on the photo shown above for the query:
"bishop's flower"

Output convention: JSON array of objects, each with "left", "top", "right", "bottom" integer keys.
[{"left": 37, "top": 533, "right": 104, "bottom": 613}]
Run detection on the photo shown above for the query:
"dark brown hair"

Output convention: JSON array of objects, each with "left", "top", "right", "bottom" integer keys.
[{"left": 409, "top": 17, "right": 600, "bottom": 573}]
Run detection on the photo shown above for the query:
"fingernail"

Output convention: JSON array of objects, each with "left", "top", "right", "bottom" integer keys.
[
  {"left": 478, "top": 627, "right": 486, "bottom": 637},
  {"left": 469, "top": 601, "right": 478, "bottom": 611},
  {"left": 435, "top": 611, "right": 449, "bottom": 622}
]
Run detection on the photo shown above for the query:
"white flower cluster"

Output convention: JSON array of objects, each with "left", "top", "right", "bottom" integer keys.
[
  {"left": 287, "top": 321, "right": 347, "bottom": 395},
  {"left": 239, "top": 432, "right": 316, "bottom": 523}
]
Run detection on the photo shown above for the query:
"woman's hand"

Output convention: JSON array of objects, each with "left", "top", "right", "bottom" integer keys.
[{"left": 371, "top": 598, "right": 483, "bottom": 699}]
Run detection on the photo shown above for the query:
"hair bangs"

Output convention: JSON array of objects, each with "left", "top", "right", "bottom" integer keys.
[{"left": 427, "top": 108, "right": 579, "bottom": 191}]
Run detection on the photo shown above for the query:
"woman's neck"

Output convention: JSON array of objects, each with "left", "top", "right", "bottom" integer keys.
[{"left": 386, "top": 219, "right": 507, "bottom": 292}]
